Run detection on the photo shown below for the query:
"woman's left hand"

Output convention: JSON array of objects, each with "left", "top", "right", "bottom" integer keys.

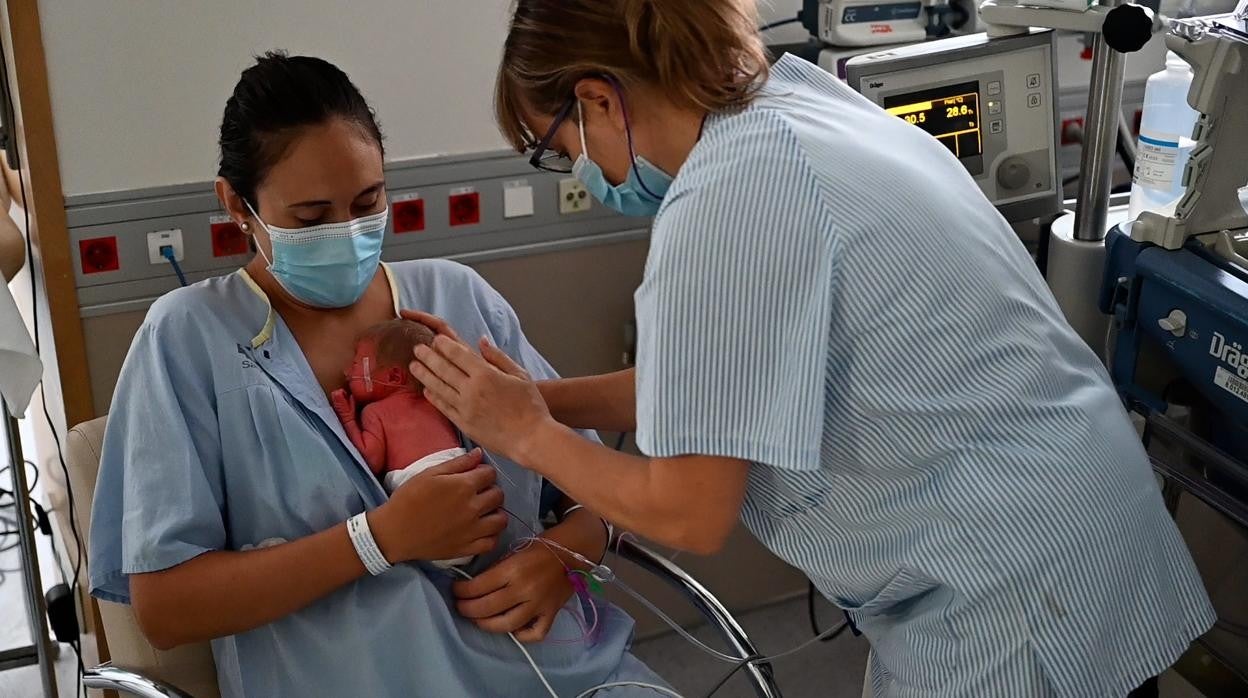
[
  {"left": 452, "top": 543, "right": 573, "bottom": 643},
  {"left": 410, "top": 335, "right": 552, "bottom": 464}
]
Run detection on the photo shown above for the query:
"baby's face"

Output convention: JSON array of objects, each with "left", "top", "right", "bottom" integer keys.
[{"left": 346, "top": 340, "right": 406, "bottom": 403}]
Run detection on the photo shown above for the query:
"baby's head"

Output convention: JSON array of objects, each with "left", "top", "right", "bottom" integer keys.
[{"left": 346, "top": 319, "right": 435, "bottom": 403}]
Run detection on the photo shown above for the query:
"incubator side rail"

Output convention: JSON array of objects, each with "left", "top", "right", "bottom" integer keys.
[{"left": 615, "top": 537, "right": 783, "bottom": 698}]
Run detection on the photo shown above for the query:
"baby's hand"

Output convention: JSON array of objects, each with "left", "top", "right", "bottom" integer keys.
[{"left": 330, "top": 389, "right": 356, "bottom": 421}]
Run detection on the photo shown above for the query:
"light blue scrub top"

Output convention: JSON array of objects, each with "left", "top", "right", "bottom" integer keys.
[
  {"left": 90, "top": 260, "right": 663, "bottom": 697},
  {"left": 635, "top": 55, "right": 1214, "bottom": 697}
]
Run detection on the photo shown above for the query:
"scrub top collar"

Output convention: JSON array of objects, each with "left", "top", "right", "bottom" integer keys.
[{"left": 236, "top": 263, "right": 402, "bottom": 349}]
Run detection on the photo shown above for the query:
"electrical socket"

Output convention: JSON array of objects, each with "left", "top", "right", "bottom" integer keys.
[
  {"left": 558, "top": 178, "right": 591, "bottom": 214},
  {"left": 147, "top": 228, "right": 184, "bottom": 265}
]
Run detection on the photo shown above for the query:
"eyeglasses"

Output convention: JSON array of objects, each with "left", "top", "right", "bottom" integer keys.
[{"left": 527, "top": 98, "right": 578, "bottom": 174}]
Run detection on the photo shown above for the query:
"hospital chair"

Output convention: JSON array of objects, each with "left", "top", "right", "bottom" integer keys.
[{"left": 65, "top": 416, "right": 782, "bottom": 698}]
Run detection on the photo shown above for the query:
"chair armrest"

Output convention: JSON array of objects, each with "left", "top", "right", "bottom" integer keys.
[
  {"left": 84, "top": 663, "right": 196, "bottom": 698},
  {"left": 613, "top": 537, "right": 782, "bottom": 698}
]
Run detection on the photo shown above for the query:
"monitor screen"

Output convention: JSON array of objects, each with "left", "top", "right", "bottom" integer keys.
[{"left": 882, "top": 81, "right": 983, "bottom": 162}]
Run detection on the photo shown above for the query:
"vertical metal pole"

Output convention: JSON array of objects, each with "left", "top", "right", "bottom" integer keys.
[
  {"left": 4, "top": 402, "right": 58, "bottom": 698},
  {"left": 1073, "top": 0, "right": 1129, "bottom": 242}
]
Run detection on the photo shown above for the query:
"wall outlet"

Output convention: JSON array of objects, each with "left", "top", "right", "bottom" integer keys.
[
  {"left": 79, "top": 236, "right": 120, "bottom": 274},
  {"left": 449, "top": 189, "right": 481, "bottom": 227},
  {"left": 559, "top": 178, "right": 591, "bottom": 214},
  {"left": 147, "top": 228, "right": 184, "bottom": 265}
]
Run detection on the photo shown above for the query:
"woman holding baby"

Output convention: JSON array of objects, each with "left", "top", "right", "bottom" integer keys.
[{"left": 89, "top": 51, "right": 668, "bottom": 697}]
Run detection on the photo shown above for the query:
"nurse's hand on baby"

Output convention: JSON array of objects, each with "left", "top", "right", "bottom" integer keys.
[
  {"left": 403, "top": 310, "right": 552, "bottom": 465},
  {"left": 410, "top": 331, "right": 554, "bottom": 467}
]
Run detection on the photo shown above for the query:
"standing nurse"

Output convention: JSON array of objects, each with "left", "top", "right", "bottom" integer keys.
[{"left": 412, "top": 1, "right": 1215, "bottom": 695}]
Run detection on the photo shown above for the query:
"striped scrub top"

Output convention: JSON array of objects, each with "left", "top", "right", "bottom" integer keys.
[{"left": 634, "top": 55, "right": 1214, "bottom": 697}]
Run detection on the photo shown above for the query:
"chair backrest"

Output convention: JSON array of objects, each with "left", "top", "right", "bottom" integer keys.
[{"left": 67, "top": 416, "right": 221, "bottom": 698}]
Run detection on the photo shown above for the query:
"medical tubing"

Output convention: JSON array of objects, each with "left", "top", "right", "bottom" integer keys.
[
  {"left": 703, "top": 655, "right": 760, "bottom": 698},
  {"left": 511, "top": 633, "right": 561, "bottom": 698},
  {"left": 476, "top": 462, "right": 851, "bottom": 686},
  {"left": 511, "top": 534, "right": 742, "bottom": 661},
  {"left": 450, "top": 565, "right": 677, "bottom": 698},
  {"left": 606, "top": 572, "right": 747, "bottom": 664}
]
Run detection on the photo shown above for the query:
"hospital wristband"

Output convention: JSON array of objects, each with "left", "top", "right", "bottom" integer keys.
[{"left": 347, "top": 512, "right": 392, "bottom": 576}]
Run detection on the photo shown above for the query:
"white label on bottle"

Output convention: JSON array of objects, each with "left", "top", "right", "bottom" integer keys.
[{"left": 1133, "top": 130, "right": 1181, "bottom": 189}]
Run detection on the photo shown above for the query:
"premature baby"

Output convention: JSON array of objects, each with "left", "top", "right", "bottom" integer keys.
[{"left": 331, "top": 318, "right": 470, "bottom": 568}]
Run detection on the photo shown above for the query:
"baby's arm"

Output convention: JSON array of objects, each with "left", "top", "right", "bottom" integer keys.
[
  {"left": 353, "top": 408, "right": 389, "bottom": 474},
  {"left": 330, "top": 390, "right": 388, "bottom": 474}
]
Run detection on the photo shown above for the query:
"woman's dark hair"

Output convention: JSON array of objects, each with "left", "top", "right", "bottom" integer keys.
[{"left": 218, "top": 51, "right": 384, "bottom": 208}]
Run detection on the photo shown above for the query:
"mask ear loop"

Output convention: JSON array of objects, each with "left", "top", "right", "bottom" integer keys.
[
  {"left": 577, "top": 101, "right": 589, "bottom": 158},
  {"left": 243, "top": 199, "right": 276, "bottom": 269},
  {"left": 605, "top": 76, "right": 665, "bottom": 202}
]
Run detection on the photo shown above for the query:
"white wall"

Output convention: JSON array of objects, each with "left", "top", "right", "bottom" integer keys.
[
  {"left": 38, "top": 1, "right": 514, "bottom": 196},
  {"left": 757, "top": 0, "right": 810, "bottom": 44}
]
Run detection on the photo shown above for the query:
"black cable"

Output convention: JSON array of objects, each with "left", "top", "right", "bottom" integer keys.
[
  {"left": 0, "top": 459, "right": 40, "bottom": 500},
  {"left": 41, "top": 394, "right": 86, "bottom": 696},
  {"left": 807, "top": 582, "right": 854, "bottom": 644},
  {"left": 4, "top": 61, "right": 85, "bottom": 698},
  {"left": 758, "top": 16, "right": 801, "bottom": 32},
  {"left": 704, "top": 653, "right": 763, "bottom": 698},
  {"left": 807, "top": 581, "right": 824, "bottom": 639}
]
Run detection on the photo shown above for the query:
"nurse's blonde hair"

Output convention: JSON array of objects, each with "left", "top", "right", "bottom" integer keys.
[{"left": 495, "top": 0, "right": 770, "bottom": 151}]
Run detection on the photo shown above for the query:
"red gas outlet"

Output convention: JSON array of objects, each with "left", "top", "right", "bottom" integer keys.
[
  {"left": 211, "top": 220, "right": 249, "bottom": 257},
  {"left": 79, "top": 236, "right": 120, "bottom": 274},
  {"left": 449, "top": 191, "right": 481, "bottom": 227},
  {"left": 393, "top": 198, "right": 426, "bottom": 233},
  {"left": 1060, "top": 117, "right": 1084, "bottom": 145}
]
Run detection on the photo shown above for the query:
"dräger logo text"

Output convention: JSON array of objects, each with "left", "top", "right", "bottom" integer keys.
[{"left": 1210, "top": 332, "right": 1248, "bottom": 379}]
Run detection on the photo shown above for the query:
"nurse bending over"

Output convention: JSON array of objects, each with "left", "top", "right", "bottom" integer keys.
[
  {"left": 89, "top": 52, "right": 668, "bottom": 697},
  {"left": 413, "top": 1, "right": 1215, "bottom": 696}
]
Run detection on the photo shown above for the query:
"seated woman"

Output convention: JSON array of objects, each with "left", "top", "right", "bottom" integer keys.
[{"left": 89, "top": 52, "right": 667, "bottom": 697}]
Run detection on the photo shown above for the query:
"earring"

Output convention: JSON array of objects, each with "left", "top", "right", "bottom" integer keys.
[{"left": 240, "top": 221, "right": 251, "bottom": 233}]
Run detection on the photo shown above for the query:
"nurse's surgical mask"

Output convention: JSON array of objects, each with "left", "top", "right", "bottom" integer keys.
[
  {"left": 572, "top": 101, "right": 673, "bottom": 217},
  {"left": 245, "top": 201, "right": 387, "bottom": 309}
]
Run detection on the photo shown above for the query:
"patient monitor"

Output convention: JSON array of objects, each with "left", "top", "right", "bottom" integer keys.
[{"left": 846, "top": 29, "right": 1061, "bottom": 222}]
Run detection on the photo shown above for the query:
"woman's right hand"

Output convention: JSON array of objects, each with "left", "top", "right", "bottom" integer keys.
[{"left": 370, "top": 448, "right": 508, "bottom": 564}]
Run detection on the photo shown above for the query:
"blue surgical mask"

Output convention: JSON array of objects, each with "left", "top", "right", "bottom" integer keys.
[
  {"left": 572, "top": 101, "right": 673, "bottom": 217},
  {"left": 246, "top": 201, "right": 388, "bottom": 308}
]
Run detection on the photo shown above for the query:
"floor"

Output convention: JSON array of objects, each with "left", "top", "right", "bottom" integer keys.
[{"left": 631, "top": 593, "right": 871, "bottom": 698}]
